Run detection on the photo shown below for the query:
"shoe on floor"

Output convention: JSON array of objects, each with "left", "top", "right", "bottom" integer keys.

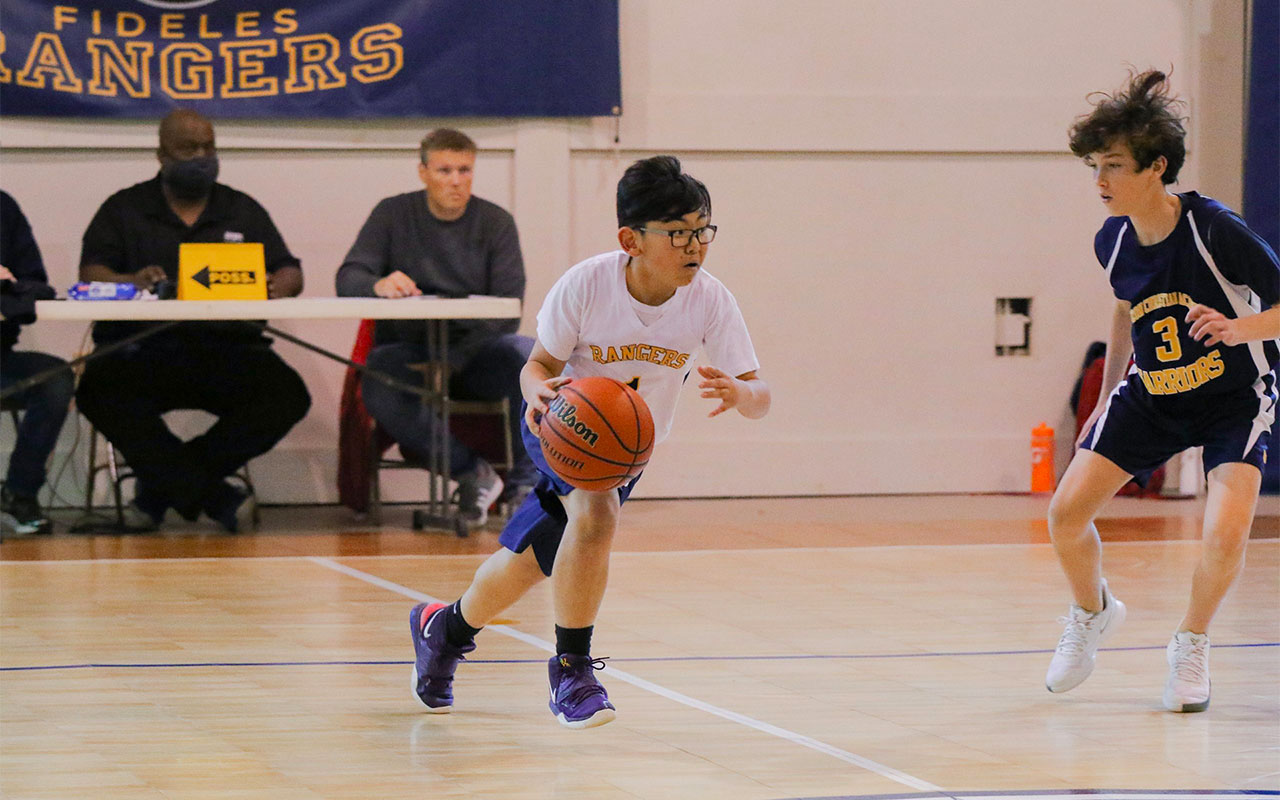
[
  {"left": 0, "top": 484, "right": 51, "bottom": 535},
  {"left": 1163, "top": 631, "right": 1211, "bottom": 712},
  {"left": 410, "top": 602, "right": 475, "bottom": 712},
  {"left": 1045, "top": 577, "right": 1126, "bottom": 693},
  {"left": 548, "top": 654, "right": 616, "bottom": 729},
  {"left": 204, "top": 482, "right": 253, "bottom": 533},
  {"left": 119, "top": 501, "right": 161, "bottom": 532},
  {"left": 454, "top": 460, "right": 503, "bottom": 528}
]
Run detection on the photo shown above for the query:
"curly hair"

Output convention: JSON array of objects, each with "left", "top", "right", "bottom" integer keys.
[{"left": 1068, "top": 70, "right": 1187, "bottom": 184}]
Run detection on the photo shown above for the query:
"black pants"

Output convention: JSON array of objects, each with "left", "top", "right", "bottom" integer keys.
[
  {"left": 362, "top": 333, "right": 536, "bottom": 486},
  {"left": 76, "top": 339, "right": 311, "bottom": 517},
  {"left": 1, "top": 349, "right": 75, "bottom": 497}
]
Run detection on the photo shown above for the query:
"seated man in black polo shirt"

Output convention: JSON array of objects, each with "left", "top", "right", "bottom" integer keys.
[{"left": 75, "top": 109, "right": 311, "bottom": 532}]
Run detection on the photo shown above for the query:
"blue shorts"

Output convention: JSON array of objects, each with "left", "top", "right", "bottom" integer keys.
[
  {"left": 498, "top": 408, "right": 642, "bottom": 577},
  {"left": 1081, "top": 376, "right": 1273, "bottom": 479}
]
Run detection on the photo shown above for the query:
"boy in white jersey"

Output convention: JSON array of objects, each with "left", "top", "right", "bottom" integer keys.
[
  {"left": 1045, "top": 71, "right": 1279, "bottom": 712},
  {"left": 409, "top": 155, "right": 771, "bottom": 728}
]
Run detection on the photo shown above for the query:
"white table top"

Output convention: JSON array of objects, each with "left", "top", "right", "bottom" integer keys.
[{"left": 34, "top": 295, "right": 521, "bottom": 321}]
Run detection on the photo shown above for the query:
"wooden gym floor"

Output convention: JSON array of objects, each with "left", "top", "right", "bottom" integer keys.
[{"left": 1, "top": 494, "right": 1277, "bottom": 799}]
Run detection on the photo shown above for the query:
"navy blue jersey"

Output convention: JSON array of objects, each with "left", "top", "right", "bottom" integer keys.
[{"left": 1095, "top": 192, "right": 1279, "bottom": 406}]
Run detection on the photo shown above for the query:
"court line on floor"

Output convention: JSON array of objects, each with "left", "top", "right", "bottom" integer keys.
[
  {"left": 791, "top": 792, "right": 1280, "bottom": 800},
  {"left": 6, "top": 536, "right": 1274, "bottom": 566},
  {"left": 7, "top": 642, "right": 1276, "bottom": 673},
  {"left": 307, "top": 555, "right": 942, "bottom": 793}
]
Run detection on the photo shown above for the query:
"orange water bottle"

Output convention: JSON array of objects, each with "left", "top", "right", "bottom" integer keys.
[{"left": 1031, "top": 422, "right": 1055, "bottom": 493}]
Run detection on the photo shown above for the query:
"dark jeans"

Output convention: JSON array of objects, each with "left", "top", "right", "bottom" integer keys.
[
  {"left": 1, "top": 349, "right": 74, "bottom": 497},
  {"left": 76, "top": 339, "right": 311, "bottom": 517},
  {"left": 363, "top": 334, "right": 535, "bottom": 486}
]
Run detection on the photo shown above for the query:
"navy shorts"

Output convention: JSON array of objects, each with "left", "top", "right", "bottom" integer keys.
[
  {"left": 1081, "top": 377, "right": 1273, "bottom": 479},
  {"left": 498, "top": 408, "right": 641, "bottom": 577}
]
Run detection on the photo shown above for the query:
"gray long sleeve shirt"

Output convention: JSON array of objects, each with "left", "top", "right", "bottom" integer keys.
[{"left": 336, "top": 190, "right": 525, "bottom": 364}]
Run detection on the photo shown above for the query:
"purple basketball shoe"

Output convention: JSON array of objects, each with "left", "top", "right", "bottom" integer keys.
[
  {"left": 410, "top": 602, "right": 475, "bottom": 712},
  {"left": 548, "top": 654, "right": 616, "bottom": 729}
]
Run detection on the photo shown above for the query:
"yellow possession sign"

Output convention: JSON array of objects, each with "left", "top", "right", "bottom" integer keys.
[{"left": 178, "top": 243, "right": 267, "bottom": 300}]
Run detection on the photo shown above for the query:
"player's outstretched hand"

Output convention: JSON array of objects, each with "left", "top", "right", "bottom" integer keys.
[
  {"left": 1185, "top": 304, "right": 1240, "bottom": 347},
  {"left": 698, "top": 365, "right": 745, "bottom": 418},
  {"left": 524, "top": 375, "right": 573, "bottom": 436}
]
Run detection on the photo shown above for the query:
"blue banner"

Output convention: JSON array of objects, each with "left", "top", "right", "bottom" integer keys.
[{"left": 0, "top": 1, "right": 620, "bottom": 118}]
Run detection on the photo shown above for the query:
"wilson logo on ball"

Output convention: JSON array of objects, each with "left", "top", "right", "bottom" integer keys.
[
  {"left": 547, "top": 395, "right": 600, "bottom": 447},
  {"left": 539, "top": 376, "right": 655, "bottom": 492}
]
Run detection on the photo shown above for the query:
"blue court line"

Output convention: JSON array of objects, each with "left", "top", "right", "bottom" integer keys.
[
  {"left": 3, "top": 642, "right": 1276, "bottom": 673},
  {"left": 785, "top": 791, "right": 1280, "bottom": 800}
]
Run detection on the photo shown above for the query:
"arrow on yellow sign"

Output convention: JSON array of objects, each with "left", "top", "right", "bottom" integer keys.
[{"left": 192, "top": 266, "right": 260, "bottom": 289}]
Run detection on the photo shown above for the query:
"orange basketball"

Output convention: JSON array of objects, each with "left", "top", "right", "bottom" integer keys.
[{"left": 539, "top": 376, "right": 655, "bottom": 491}]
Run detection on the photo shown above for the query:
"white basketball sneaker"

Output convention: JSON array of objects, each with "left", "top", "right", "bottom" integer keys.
[
  {"left": 1045, "top": 578, "right": 1126, "bottom": 693},
  {"left": 1163, "top": 631, "right": 1211, "bottom": 712}
]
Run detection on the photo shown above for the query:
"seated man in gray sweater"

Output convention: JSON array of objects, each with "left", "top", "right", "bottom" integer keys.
[{"left": 336, "top": 129, "right": 535, "bottom": 527}]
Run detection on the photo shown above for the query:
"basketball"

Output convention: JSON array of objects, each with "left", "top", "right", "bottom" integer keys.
[{"left": 539, "top": 376, "right": 655, "bottom": 491}]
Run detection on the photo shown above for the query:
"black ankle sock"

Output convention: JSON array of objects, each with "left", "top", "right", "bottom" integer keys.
[
  {"left": 445, "top": 601, "right": 481, "bottom": 648},
  {"left": 555, "top": 625, "right": 593, "bottom": 657}
]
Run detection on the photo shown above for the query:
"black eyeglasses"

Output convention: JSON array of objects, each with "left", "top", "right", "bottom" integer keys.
[{"left": 636, "top": 225, "right": 717, "bottom": 247}]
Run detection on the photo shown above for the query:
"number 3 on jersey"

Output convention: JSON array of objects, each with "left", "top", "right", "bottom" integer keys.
[{"left": 1153, "top": 316, "right": 1182, "bottom": 362}]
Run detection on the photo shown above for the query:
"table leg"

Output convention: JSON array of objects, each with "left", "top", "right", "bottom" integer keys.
[{"left": 410, "top": 319, "right": 467, "bottom": 537}]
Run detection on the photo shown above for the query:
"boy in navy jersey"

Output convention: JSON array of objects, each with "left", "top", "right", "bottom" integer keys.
[
  {"left": 1045, "top": 71, "right": 1279, "bottom": 712},
  {"left": 409, "top": 156, "right": 771, "bottom": 728}
]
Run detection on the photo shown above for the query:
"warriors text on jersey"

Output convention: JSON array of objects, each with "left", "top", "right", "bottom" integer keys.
[{"left": 536, "top": 251, "right": 760, "bottom": 445}]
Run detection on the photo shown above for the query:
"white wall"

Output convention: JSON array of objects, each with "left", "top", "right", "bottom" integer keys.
[{"left": 0, "top": 0, "right": 1248, "bottom": 504}]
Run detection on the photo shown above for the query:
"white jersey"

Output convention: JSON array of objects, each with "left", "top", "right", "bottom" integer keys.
[{"left": 537, "top": 250, "right": 759, "bottom": 444}]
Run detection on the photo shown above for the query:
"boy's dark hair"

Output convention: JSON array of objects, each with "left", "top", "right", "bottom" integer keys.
[
  {"left": 419, "top": 128, "right": 476, "bottom": 163},
  {"left": 616, "top": 155, "right": 711, "bottom": 228},
  {"left": 1068, "top": 70, "right": 1187, "bottom": 185}
]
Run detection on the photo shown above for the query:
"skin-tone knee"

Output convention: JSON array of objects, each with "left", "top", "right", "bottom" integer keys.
[
  {"left": 553, "top": 489, "right": 621, "bottom": 629},
  {"left": 1047, "top": 493, "right": 1091, "bottom": 544},
  {"left": 563, "top": 489, "right": 620, "bottom": 541},
  {"left": 1047, "top": 450, "right": 1131, "bottom": 543},
  {"left": 457, "top": 490, "right": 622, "bottom": 632}
]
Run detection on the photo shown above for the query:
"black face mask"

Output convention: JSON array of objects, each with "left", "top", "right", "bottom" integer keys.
[{"left": 161, "top": 155, "right": 219, "bottom": 200}]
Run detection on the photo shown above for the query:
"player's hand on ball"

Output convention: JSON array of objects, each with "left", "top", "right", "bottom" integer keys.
[
  {"left": 1185, "top": 304, "right": 1239, "bottom": 347},
  {"left": 525, "top": 376, "right": 572, "bottom": 436},
  {"left": 697, "top": 365, "right": 743, "bottom": 418}
]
